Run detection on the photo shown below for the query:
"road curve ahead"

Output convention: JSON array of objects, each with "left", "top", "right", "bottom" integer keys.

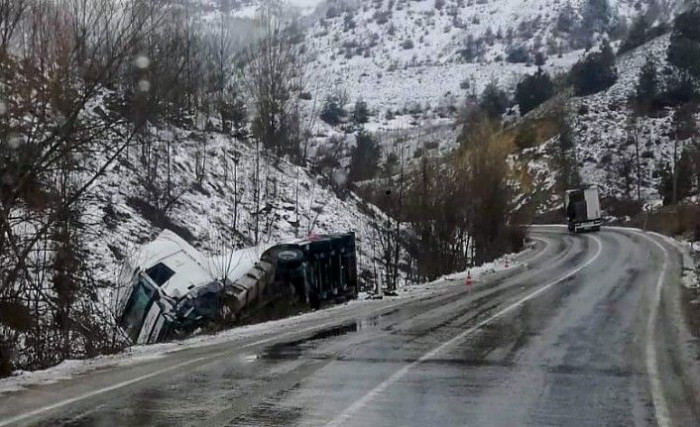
[{"left": 1, "top": 227, "right": 699, "bottom": 426}]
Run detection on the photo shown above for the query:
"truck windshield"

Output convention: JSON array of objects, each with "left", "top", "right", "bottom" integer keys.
[{"left": 119, "top": 277, "right": 157, "bottom": 342}]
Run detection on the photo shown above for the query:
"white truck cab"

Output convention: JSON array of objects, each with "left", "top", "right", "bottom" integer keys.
[
  {"left": 117, "top": 230, "right": 283, "bottom": 345},
  {"left": 118, "top": 230, "right": 217, "bottom": 344}
]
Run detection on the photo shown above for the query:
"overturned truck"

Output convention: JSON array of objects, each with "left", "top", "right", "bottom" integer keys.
[{"left": 118, "top": 230, "right": 358, "bottom": 344}]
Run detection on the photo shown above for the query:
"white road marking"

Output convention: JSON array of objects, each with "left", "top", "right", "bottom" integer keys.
[
  {"left": 0, "top": 299, "right": 421, "bottom": 426},
  {"left": 0, "top": 227, "right": 556, "bottom": 426},
  {"left": 0, "top": 356, "right": 210, "bottom": 427},
  {"left": 633, "top": 231, "right": 672, "bottom": 427},
  {"left": 325, "top": 234, "right": 603, "bottom": 427}
]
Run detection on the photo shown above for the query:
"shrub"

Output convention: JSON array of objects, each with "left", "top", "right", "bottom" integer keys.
[
  {"left": 320, "top": 95, "right": 346, "bottom": 126},
  {"left": 506, "top": 44, "right": 530, "bottom": 63}
]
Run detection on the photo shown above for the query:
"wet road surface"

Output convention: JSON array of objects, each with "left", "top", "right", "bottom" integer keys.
[{"left": 1, "top": 227, "right": 699, "bottom": 426}]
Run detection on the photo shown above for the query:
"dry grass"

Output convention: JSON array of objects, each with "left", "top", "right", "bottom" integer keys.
[{"left": 628, "top": 204, "right": 700, "bottom": 239}]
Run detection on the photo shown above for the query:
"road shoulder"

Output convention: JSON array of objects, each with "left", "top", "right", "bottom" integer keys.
[{"left": 649, "top": 233, "right": 700, "bottom": 424}]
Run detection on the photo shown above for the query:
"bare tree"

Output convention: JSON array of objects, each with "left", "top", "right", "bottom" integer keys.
[
  {"left": 0, "top": 0, "right": 27, "bottom": 53},
  {"left": 0, "top": 0, "right": 172, "bottom": 373},
  {"left": 626, "top": 115, "right": 642, "bottom": 201},
  {"left": 240, "top": 3, "right": 304, "bottom": 160}
]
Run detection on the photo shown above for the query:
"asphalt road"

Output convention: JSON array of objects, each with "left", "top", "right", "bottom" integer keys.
[{"left": 1, "top": 226, "right": 699, "bottom": 426}]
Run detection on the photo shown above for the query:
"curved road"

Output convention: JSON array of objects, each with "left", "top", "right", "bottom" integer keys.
[{"left": 1, "top": 227, "right": 699, "bottom": 426}]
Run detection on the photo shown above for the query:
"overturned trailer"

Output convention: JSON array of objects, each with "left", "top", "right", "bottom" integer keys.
[{"left": 117, "top": 230, "right": 357, "bottom": 344}]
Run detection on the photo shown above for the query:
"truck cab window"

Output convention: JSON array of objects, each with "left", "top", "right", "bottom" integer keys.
[{"left": 145, "top": 263, "right": 175, "bottom": 286}]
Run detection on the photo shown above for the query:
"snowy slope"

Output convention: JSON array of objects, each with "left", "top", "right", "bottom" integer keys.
[
  {"left": 519, "top": 32, "right": 697, "bottom": 207},
  {"left": 84, "top": 126, "right": 398, "bottom": 305},
  {"left": 301, "top": 0, "right": 648, "bottom": 125},
  {"left": 572, "top": 35, "right": 676, "bottom": 200},
  {"left": 185, "top": 0, "right": 689, "bottom": 203}
]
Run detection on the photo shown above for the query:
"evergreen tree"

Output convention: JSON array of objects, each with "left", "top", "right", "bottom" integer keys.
[
  {"left": 635, "top": 55, "right": 658, "bottom": 109},
  {"left": 667, "top": 7, "right": 700, "bottom": 80},
  {"left": 673, "top": 103, "right": 698, "bottom": 141},
  {"left": 479, "top": 82, "right": 510, "bottom": 120},
  {"left": 619, "top": 14, "right": 650, "bottom": 55},
  {"left": 556, "top": 2, "right": 577, "bottom": 33},
  {"left": 534, "top": 51, "right": 547, "bottom": 67},
  {"left": 663, "top": 71, "right": 699, "bottom": 104},
  {"left": 320, "top": 95, "right": 346, "bottom": 126},
  {"left": 570, "top": 39, "right": 618, "bottom": 96},
  {"left": 515, "top": 69, "right": 555, "bottom": 115},
  {"left": 352, "top": 99, "right": 370, "bottom": 125},
  {"left": 659, "top": 152, "right": 694, "bottom": 205},
  {"left": 348, "top": 131, "right": 381, "bottom": 182},
  {"left": 582, "top": 0, "right": 612, "bottom": 35}
]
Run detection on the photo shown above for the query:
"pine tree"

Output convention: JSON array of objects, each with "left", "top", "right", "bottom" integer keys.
[
  {"left": 479, "top": 82, "right": 510, "bottom": 120},
  {"left": 619, "top": 14, "right": 650, "bottom": 54},
  {"left": 320, "top": 95, "right": 346, "bottom": 126},
  {"left": 635, "top": 55, "right": 658, "bottom": 109},
  {"left": 348, "top": 131, "right": 381, "bottom": 182},
  {"left": 582, "top": 0, "right": 612, "bottom": 35},
  {"left": 556, "top": 2, "right": 577, "bottom": 33},
  {"left": 515, "top": 69, "right": 555, "bottom": 115},
  {"left": 667, "top": 7, "right": 700, "bottom": 80},
  {"left": 352, "top": 99, "right": 370, "bottom": 125},
  {"left": 570, "top": 39, "right": 618, "bottom": 96}
]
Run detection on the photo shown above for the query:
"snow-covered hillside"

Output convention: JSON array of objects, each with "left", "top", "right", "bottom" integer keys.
[
  {"left": 572, "top": 35, "right": 675, "bottom": 200},
  {"left": 301, "top": 0, "right": 653, "bottom": 125},
  {"left": 518, "top": 30, "right": 698, "bottom": 208},
  {"left": 84, "top": 127, "right": 395, "bottom": 299}
]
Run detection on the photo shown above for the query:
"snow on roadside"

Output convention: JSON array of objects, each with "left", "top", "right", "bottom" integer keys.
[
  {"left": 679, "top": 239, "right": 700, "bottom": 291},
  {"left": 0, "top": 296, "right": 383, "bottom": 394},
  {"left": 648, "top": 232, "right": 700, "bottom": 291},
  {"left": 0, "top": 244, "right": 534, "bottom": 394},
  {"left": 395, "top": 245, "right": 536, "bottom": 299}
]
